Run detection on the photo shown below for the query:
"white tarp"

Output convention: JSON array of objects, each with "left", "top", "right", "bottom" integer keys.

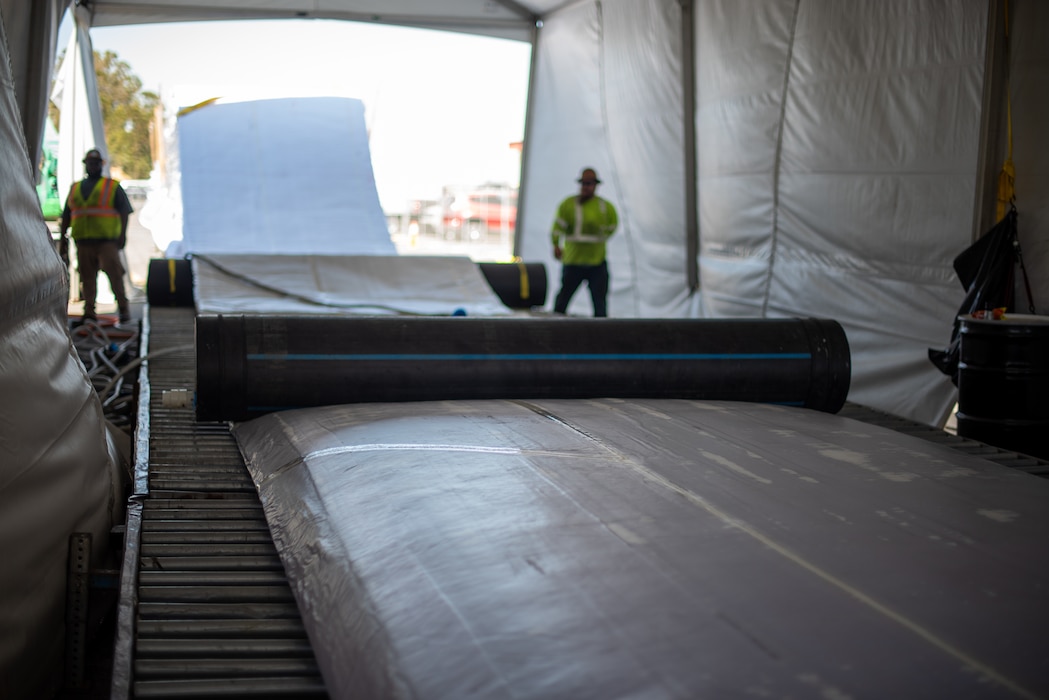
[
  {"left": 173, "top": 96, "right": 395, "bottom": 257},
  {"left": 192, "top": 253, "right": 516, "bottom": 316},
  {"left": 0, "top": 7, "right": 123, "bottom": 698}
]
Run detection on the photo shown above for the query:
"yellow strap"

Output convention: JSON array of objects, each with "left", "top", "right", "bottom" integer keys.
[
  {"left": 168, "top": 259, "right": 177, "bottom": 295},
  {"left": 996, "top": 0, "right": 1014, "bottom": 221},
  {"left": 517, "top": 261, "right": 529, "bottom": 300},
  {"left": 177, "top": 96, "right": 221, "bottom": 118}
]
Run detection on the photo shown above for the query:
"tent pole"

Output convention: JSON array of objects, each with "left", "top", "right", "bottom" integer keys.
[
  {"left": 680, "top": 0, "right": 699, "bottom": 293},
  {"left": 972, "top": 0, "right": 1008, "bottom": 241},
  {"left": 513, "top": 18, "right": 541, "bottom": 259},
  {"left": 20, "top": 0, "right": 68, "bottom": 175}
]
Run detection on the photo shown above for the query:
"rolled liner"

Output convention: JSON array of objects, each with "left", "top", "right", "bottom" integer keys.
[{"left": 196, "top": 316, "right": 851, "bottom": 421}]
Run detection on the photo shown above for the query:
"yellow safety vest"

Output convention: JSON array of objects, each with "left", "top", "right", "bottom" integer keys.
[
  {"left": 68, "top": 178, "right": 122, "bottom": 241},
  {"left": 551, "top": 196, "right": 618, "bottom": 266}
]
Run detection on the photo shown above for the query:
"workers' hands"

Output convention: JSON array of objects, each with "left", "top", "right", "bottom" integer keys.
[
  {"left": 118, "top": 233, "right": 127, "bottom": 250},
  {"left": 58, "top": 236, "right": 69, "bottom": 266},
  {"left": 553, "top": 245, "right": 562, "bottom": 260}
]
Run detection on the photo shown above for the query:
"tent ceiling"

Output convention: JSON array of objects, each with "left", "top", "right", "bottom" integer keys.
[{"left": 78, "top": 0, "right": 568, "bottom": 40}]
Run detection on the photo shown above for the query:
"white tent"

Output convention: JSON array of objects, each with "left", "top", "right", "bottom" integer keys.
[
  {"left": 518, "top": 0, "right": 1047, "bottom": 426},
  {"left": 17, "top": 0, "right": 1040, "bottom": 427},
  {"left": 1, "top": 1, "right": 1047, "bottom": 695}
]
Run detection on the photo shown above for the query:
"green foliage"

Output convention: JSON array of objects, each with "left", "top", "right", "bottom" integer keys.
[
  {"left": 95, "top": 50, "right": 158, "bottom": 179},
  {"left": 51, "top": 49, "right": 158, "bottom": 179}
]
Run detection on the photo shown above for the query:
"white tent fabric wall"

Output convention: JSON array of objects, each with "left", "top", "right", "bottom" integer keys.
[
  {"left": 0, "top": 8, "right": 122, "bottom": 699},
  {"left": 695, "top": 0, "right": 988, "bottom": 425},
  {"left": 53, "top": 5, "right": 109, "bottom": 198},
  {"left": 693, "top": 0, "right": 797, "bottom": 319},
  {"left": 519, "top": 0, "right": 1025, "bottom": 425},
  {"left": 1010, "top": 2, "right": 1049, "bottom": 313},
  {"left": 519, "top": 0, "right": 696, "bottom": 319},
  {"left": 0, "top": 0, "right": 67, "bottom": 172}
]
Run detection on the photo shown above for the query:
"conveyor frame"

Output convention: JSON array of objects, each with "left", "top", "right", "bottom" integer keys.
[{"left": 111, "top": 307, "right": 327, "bottom": 699}]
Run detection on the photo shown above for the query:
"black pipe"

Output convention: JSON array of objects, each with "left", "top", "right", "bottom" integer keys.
[
  {"left": 196, "top": 316, "right": 850, "bottom": 421},
  {"left": 146, "top": 258, "right": 194, "bottom": 307},
  {"left": 146, "top": 259, "right": 547, "bottom": 311},
  {"left": 477, "top": 262, "right": 547, "bottom": 309}
]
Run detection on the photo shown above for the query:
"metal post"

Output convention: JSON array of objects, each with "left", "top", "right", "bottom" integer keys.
[
  {"left": 972, "top": 0, "right": 1008, "bottom": 241},
  {"left": 513, "top": 19, "right": 542, "bottom": 259},
  {"left": 680, "top": 0, "right": 700, "bottom": 293},
  {"left": 64, "top": 532, "right": 92, "bottom": 690}
]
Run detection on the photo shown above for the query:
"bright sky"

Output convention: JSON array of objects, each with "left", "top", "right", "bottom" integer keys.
[{"left": 60, "top": 16, "right": 532, "bottom": 213}]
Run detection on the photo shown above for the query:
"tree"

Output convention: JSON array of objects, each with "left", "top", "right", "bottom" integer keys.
[
  {"left": 50, "top": 49, "right": 159, "bottom": 179},
  {"left": 95, "top": 50, "right": 158, "bottom": 179}
]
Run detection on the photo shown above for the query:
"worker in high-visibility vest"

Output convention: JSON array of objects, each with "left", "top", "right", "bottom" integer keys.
[
  {"left": 550, "top": 167, "right": 618, "bottom": 317},
  {"left": 58, "top": 149, "right": 134, "bottom": 325}
]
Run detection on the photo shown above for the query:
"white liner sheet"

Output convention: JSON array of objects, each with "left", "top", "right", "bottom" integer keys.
[
  {"left": 191, "top": 254, "right": 515, "bottom": 316},
  {"left": 176, "top": 97, "right": 395, "bottom": 257},
  {"left": 234, "top": 399, "right": 1049, "bottom": 699}
]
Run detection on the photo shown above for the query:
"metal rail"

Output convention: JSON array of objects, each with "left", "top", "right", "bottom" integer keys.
[
  {"left": 838, "top": 402, "right": 1049, "bottom": 478},
  {"left": 113, "top": 307, "right": 327, "bottom": 698}
]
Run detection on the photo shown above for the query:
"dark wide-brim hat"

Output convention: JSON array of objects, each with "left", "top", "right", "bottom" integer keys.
[{"left": 577, "top": 168, "right": 601, "bottom": 184}]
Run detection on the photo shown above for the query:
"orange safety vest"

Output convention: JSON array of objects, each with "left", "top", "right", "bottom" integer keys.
[{"left": 67, "top": 178, "right": 122, "bottom": 241}]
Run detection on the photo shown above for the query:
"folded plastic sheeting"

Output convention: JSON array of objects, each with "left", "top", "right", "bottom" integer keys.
[
  {"left": 191, "top": 253, "right": 515, "bottom": 316},
  {"left": 175, "top": 97, "right": 395, "bottom": 256},
  {"left": 0, "top": 14, "right": 122, "bottom": 698},
  {"left": 234, "top": 399, "right": 1049, "bottom": 700}
]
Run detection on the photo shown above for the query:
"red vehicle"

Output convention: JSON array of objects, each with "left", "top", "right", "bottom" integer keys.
[{"left": 441, "top": 185, "right": 517, "bottom": 240}]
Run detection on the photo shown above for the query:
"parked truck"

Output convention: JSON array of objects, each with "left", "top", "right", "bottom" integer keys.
[{"left": 440, "top": 183, "right": 517, "bottom": 240}]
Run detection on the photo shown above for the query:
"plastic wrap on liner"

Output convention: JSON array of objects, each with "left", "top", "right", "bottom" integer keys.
[{"left": 233, "top": 399, "right": 1049, "bottom": 700}]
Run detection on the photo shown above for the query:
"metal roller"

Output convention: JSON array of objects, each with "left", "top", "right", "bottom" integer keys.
[{"left": 195, "top": 316, "right": 850, "bottom": 421}]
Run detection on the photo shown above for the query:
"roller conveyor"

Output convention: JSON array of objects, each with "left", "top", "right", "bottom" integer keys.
[{"left": 112, "top": 307, "right": 327, "bottom": 699}]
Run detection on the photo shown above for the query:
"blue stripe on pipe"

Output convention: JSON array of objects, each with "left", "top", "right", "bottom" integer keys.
[
  {"left": 245, "top": 400, "right": 809, "bottom": 412},
  {"left": 246, "top": 353, "right": 812, "bottom": 362}
]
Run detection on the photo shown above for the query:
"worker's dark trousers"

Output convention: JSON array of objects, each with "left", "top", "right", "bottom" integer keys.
[
  {"left": 554, "top": 261, "right": 609, "bottom": 317},
  {"left": 75, "top": 239, "right": 129, "bottom": 318}
]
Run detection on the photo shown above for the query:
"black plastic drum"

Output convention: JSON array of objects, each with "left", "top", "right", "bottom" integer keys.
[
  {"left": 478, "top": 262, "right": 547, "bottom": 309},
  {"left": 957, "top": 314, "right": 1049, "bottom": 460}
]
